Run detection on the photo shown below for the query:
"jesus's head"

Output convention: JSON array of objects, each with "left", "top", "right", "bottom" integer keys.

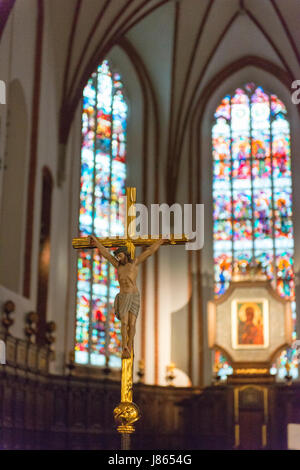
[{"left": 113, "top": 246, "right": 132, "bottom": 265}]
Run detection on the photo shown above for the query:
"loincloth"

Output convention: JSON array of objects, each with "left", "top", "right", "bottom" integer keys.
[{"left": 114, "top": 292, "right": 140, "bottom": 320}]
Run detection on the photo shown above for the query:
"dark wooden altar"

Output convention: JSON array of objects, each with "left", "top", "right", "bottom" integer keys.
[{"left": 0, "top": 346, "right": 299, "bottom": 450}]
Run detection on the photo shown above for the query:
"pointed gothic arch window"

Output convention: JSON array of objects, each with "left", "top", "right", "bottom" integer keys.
[
  {"left": 212, "top": 82, "right": 297, "bottom": 380},
  {"left": 75, "top": 60, "right": 127, "bottom": 367}
]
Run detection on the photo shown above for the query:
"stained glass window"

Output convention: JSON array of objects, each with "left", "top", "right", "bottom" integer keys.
[
  {"left": 75, "top": 60, "right": 127, "bottom": 367},
  {"left": 212, "top": 83, "right": 297, "bottom": 380}
]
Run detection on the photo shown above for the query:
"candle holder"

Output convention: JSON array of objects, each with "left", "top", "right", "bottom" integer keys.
[
  {"left": 45, "top": 321, "right": 56, "bottom": 359},
  {"left": 166, "top": 362, "right": 176, "bottom": 386},
  {"left": 2, "top": 300, "right": 15, "bottom": 336},
  {"left": 137, "top": 359, "right": 145, "bottom": 383},
  {"left": 284, "top": 362, "right": 293, "bottom": 386},
  {"left": 66, "top": 350, "right": 75, "bottom": 376},
  {"left": 213, "top": 363, "right": 222, "bottom": 385},
  {"left": 103, "top": 354, "right": 111, "bottom": 376},
  {"left": 25, "top": 311, "right": 38, "bottom": 343}
]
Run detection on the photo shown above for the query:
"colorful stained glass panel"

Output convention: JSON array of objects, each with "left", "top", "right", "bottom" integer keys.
[
  {"left": 212, "top": 83, "right": 297, "bottom": 380},
  {"left": 75, "top": 60, "right": 127, "bottom": 367}
]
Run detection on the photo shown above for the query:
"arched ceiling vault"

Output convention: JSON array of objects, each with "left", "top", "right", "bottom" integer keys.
[
  {"left": 165, "top": 0, "right": 300, "bottom": 202},
  {"left": 47, "top": 0, "right": 300, "bottom": 200},
  {"left": 48, "top": 0, "right": 171, "bottom": 143},
  {"left": 3, "top": 0, "right": 300, "bottom": 201}
]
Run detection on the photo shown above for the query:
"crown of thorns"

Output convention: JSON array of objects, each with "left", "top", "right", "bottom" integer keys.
[{"left": 113, "top": 246, "right": 129, "bottom": 256}]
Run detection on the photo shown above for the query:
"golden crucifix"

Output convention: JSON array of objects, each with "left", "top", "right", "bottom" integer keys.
[{"left": 72, "top": 187, "right": 188, "bottom": 449}]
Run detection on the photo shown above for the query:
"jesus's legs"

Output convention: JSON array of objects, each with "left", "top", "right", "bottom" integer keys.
[
  {"left": 127, "top": 311, "right": 137, "bottom": 354},
  {"left": 121, "top": 311, "right": 130, "bottom": 359}
]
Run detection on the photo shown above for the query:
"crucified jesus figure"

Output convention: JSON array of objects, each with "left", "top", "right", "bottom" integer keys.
[{"left": 90, "top": 235, "right": 164, "bottom": 359}]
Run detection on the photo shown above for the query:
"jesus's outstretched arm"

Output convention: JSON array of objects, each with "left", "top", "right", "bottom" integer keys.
[
  {"left": 134, "top": 238, "right": 164, "bottom": 265},
  {"left": 89, "top": 235, "right": 119, "bottom": 268}
]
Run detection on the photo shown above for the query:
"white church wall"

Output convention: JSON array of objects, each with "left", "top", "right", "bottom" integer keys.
[
  {"left": 157, "top": 139, "right": 191, "bottom": 385},
  {"left": 156, "top": 105, "right": 190, "bottom": 385},
  {"left": 191, "top": 250, "right": 200, "bottom": 386},
  {"left": 64, "top": 105, "right": 82, "bottom": 374},
  {"left": 0, "top": 16, "right": 11, "bottom": 219},
  {"left": 143, "top": 252, "right": 155, "bottom": 384},
  {"left": 127, "top": 2, "right": 177, "bottom": 385},
  {"left": 158, "top": 244, "right": 171, "bottom": 386},
  {"left": 168, "top": 244, "right": 189, "bottom": 381},
  {"left": 127, "top": 1, "right": 174, "bottom": 205},
  {"left": 0, "top": 80, "right": 28, "bottom": 294},
  {"left": 0, "top": 0, "right": 38, "bottom": 338},
  {"left": 28, "top": 8, "right": 65, "bottom": 373},
  {"left": 169, "top": 134, "right": 191, "bottom": 383}
]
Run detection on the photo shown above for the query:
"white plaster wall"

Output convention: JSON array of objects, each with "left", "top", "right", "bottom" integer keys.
[
  {"left": 127, "top": 2, "right": 177, "bottom": 385},
  {"left": 0, "top": 0, "right": 37, "bottom": 339}
]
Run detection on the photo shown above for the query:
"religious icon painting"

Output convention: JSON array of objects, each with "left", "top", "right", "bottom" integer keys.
[{"left": 231, "top": 299, "right": 269, "bottom": 349}]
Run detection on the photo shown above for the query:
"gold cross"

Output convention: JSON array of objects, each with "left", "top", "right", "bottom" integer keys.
[{"left": 72, "top": 187, "right": 188, "bottom": 447}]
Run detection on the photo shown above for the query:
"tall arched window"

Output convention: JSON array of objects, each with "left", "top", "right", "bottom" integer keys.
[
  {"left": 75, "top": 60, "right": 127, "bottom": 367},
  {"left": 212, "top": 82, "right": 297, "bottom": 379}
]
